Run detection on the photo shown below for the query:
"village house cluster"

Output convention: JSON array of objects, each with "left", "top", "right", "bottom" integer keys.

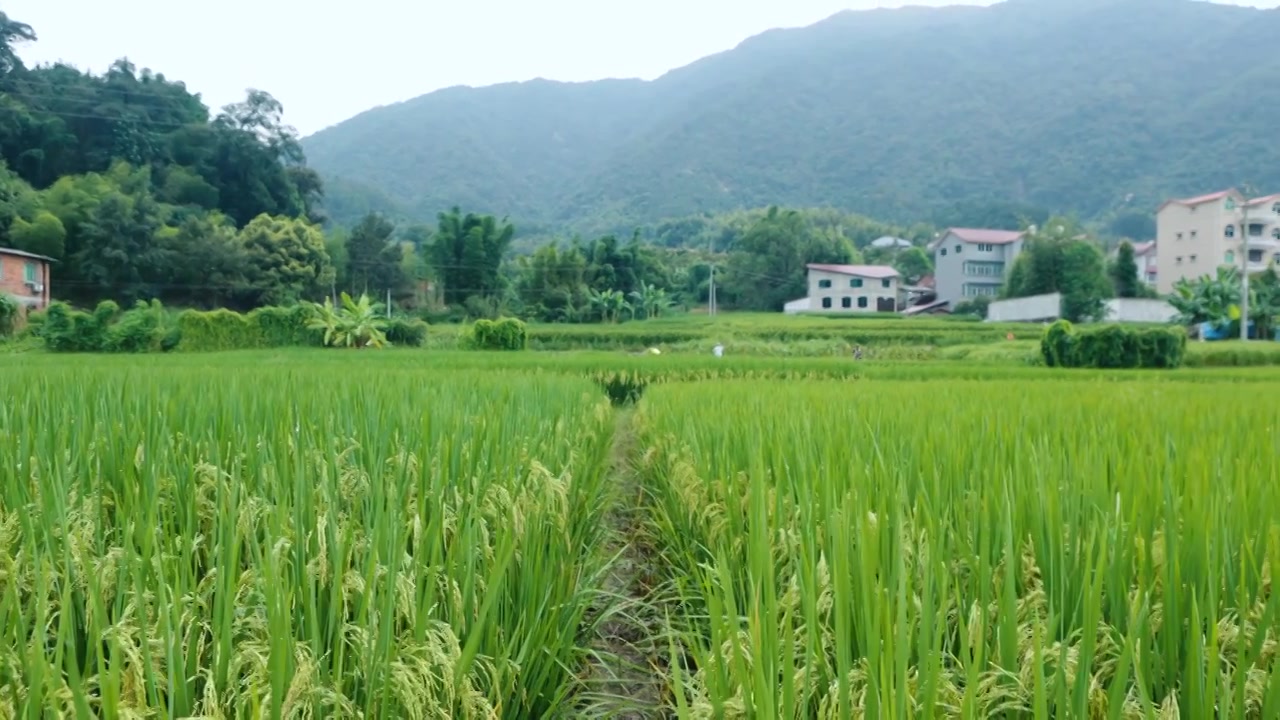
[{"left": 787, "top": 187, "right": 1279, "bottom": 317}]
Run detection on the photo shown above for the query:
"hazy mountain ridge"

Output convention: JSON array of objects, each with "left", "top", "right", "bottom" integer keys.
[{"left": 303, "top": 0, "right": 1280, "bottom": 233}]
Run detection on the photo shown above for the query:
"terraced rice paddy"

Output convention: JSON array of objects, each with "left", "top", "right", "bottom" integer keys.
[{"left": 1, "top": 352, "right": 1278, "bottom": 718}]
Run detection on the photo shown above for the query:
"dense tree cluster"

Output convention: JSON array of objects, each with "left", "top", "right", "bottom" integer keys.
[
  {"left": 0, "top": 12, "right": 328, "bottom": 308},
  {"left": 1003, "top": 218, "right": 1112, "bottom": 323}
]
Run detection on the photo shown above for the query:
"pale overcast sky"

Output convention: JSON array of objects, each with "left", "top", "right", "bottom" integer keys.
[{"left": 6, "top": 0, "right": 1277, "bottom": 136}]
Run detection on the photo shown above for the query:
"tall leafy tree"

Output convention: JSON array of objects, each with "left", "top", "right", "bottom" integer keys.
[
  {"left": 893, "top": 246, "right": 932, "bottom": 283},
  {"left": 428, "top": 207, "right": 514, "bottom": 306},
  {"left": 722, "top": 206, "right": 857, "bottom": 311},
  {"left": 345, "top": 212, "right": 407, "bottom": 296},
  {"left": 1004, "top": 217, "right": 1110, "bottom": 322},
  {"left": 1109, "top": 240, "right": 1141, "bottom": 298},
  {"left": 0, "top": 11, "right": 36, "bottom": 77},
  {"left": 239, "top": 214, "right": 334, "bottom": 306}
]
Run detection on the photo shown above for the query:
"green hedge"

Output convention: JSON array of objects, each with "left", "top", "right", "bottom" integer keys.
[
  {"left": 1041, "top": 320, "right": 1186, "bottom": 369},
  {"left": 386, "top": 318, "right": 430, "bottom": 347},
  {"left": 472, "top": 318, "right": 528, "bottom": 351},
  {"left": 39, "top": 300, "right": 177, "bottom": 353}
]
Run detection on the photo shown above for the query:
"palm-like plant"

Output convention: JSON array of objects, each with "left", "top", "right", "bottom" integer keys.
[
  {"left": 308, "top": 292, "right": 390, "bottom": 348},
  {"left": 588, "top": 288, "right": 629, "bottom": 323},
  {"left": 628, "top": 282, "right": 675, "bottom": 320},
  {"left": 1168, "top": 267, "right": 1240, "bottom": 328}
]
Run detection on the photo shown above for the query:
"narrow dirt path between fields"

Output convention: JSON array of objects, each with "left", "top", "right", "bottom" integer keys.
[{"left": 578, "top": 408, "right": 666, "bottom": 719}]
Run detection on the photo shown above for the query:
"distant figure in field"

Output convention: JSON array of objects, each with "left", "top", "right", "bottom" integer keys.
[
  {"left": 852, "top": 345, "right": 863, "bottom": 360},
  {"left": 713, "top": 343, "right": 724, "bottom": 358}
]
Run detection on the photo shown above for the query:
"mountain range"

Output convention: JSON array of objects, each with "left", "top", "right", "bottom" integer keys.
[{"left": 301, "top": 0, "right": 1280, "bottom": 236}]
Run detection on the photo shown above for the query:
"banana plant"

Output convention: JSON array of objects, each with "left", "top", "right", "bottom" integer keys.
[{"left": 308, "top": 292, "right": 391, "bottom": 348}]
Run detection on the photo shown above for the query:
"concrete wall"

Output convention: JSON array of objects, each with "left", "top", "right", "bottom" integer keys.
[
  {"left": 986, "top": 293, "right": 1062, "bottom": 322},
  {"left": 1103, "top": 298, "right": 1178, "bottom": 323}
]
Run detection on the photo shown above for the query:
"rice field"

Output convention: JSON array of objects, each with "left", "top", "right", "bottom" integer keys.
[
  {"left": 2, "top": 352, "right": 1279, "bottom": 718},
  {"left": 637, "top": 379, "right": 1280, "bottom": 718}
]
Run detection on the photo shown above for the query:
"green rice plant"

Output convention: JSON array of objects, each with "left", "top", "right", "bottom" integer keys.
[
  {"left": 0, "top": 362, "right": 615, "bottom": 718},
  {"left": 637, "top": 379, "right": 1280, "bottom": 718}
]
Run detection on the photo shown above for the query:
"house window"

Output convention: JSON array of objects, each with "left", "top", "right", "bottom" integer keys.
[
  {"left": 1225, "top": 250, "right": 1235, "bottom": 264},
  {"left": 940, "top": 248, "right": 947, "bottom": 256},
  {"left": 24, "top": 262, "right": 37, "bottom": 283},
  {"left": 1190, "top": 230, "right": 1197, "bottom": 239},
  {"left": 1190, "top": 254, "right": 1197, "bottom": 263},
  {"left": 955, "top": 244, "right": 962, "bottom": 253},
  {"left": 1249, "top": 249, "right": 1264, "bottom": 263},
  {"left": 963, "top": 261, "right": 1005, "bottom": 277},
  {"left": 1249, "top": 223, "right": 1264, "bottom": 237},
  {"left": 818, "top": 279, "right": 832, "bottom": 289},
  {"left": 1272, "top": 228, "right": 1280, "bottom": 240},
  {"left": 1225, "top": 225, "right": 1235, "bottom": 238},
  {"left": 1176, "top": 256, "right": 1183, "bottom": 265},
  {"left": 857, "top": 297, "right": 868, "bottom": 309},
  {"left": 841, "top": 297, "right": 852, "bottom": 309},
  {"left": 881, "top": 279, "right": 891, "bottom": 288},
  {"left": 850, "top": 278, "right": 863, "bottom": 288},
  {"left": 1272, "top": 202, "right": 1280, "bottom": 215},
  {"left": 822, "top": 297, "right": 832, "bottom": 309},
  {"left": 1226, "top": 198, "right": 1237, "bottom": 210},
  {"left": 1176, "top": 232, "right": 1183, "bottom": 240}
]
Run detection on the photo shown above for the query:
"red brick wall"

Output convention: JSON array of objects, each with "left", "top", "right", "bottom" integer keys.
[{"left": 0, "top": 252, "right": 50, "bottom": 310}]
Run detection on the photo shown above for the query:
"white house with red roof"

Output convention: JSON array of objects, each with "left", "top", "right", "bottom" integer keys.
[
  {"left": 786, "top": 264, "right": 901, "bottom": 313},
  {"left": 1155, "top": 189, "right": 1280, "bottom": 294},
  {"left": 929, "top": 227, "right": 1027, "bottom": 308}
]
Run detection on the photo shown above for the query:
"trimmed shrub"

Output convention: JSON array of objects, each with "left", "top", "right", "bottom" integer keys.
[
  {"left": 249, "top": 305, "right": 323, "bottom": 347},
  {"left": 176, "top": 309, "right": 258, "bottom": 352},
  {"left": 1041, "top": 321, "right": 1186, "bottom": 369},
  {"left": 386, "top": 317, "right": 430, "bottom": 347},
  {"left": 105, "top": 300, "right": 170, "bottom": 353},
  {"left": 39, "top": 300, "right": 174, "bottom": 353},
  {"left": 1041, "top": 319, "right": 1076, "bottom": 367},
  {"left": 472, "top": 317, "right": 528, "bottom": 351}
]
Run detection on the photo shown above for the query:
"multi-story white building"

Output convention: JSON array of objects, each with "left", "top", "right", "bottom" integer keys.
[
  {"left": 789, "top": 264, "right": 901, "bottom": 313},
  {"left": 1154, "top": 189, "right": 1280, "bottom": 294},
  {"left": 929, "top": 228, "right": 1026, "bottom": 307}
]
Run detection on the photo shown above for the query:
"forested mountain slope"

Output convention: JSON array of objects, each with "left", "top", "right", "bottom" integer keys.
[{"left": 303, "top": 0, "right": 1280, "bottom": 232}]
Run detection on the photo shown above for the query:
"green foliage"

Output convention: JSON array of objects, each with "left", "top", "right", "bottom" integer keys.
[
  {"left": 0, "top": 293, "right": 17, "bottom": 336},
  {"left": 306, "top": 292, "right": 390, "bottom": 348},
  {"left": 239, "top": 214, "right": 334, "bottom": 306},
  {"left": 37, "top": 299, "right": 174, "bottom": 353},
  {"left": 0, "top": 13, "right": 325, "bottom": 310},
  {"left": 471, "top": 317, "right": 528, "bottom": 351},
  {"left": 892, "top": 246, "right": 932, "bottom": 283},
  {"left": 1041, "top": 320, "right": 1187, "bottom": 369},
  {"left": 1040, "top": 319, "right": 1077, "bottom": 368},
  {"left": 951, "top": 296, "right": 991, "bottom": 319},
  {"left": 722, "top": 206, "right": 857, "bottom": 311},
  {"left": 8, "top": 210, "right": 64, "bottom": 257},
  {"left": 304, "top": 1, "right": 1280, "bottom": 232},
  {"left": 175, "top": 309, "right": 257, "bottom": 352},
  {"left": 175, "top": 305, "right": 322, "bottom": 352},
  {"left": 429, "top": 207, "right": 514, "bottom": 307},
  {"left": 385, "top": 317, "right": 429, "bottom": 347},
  {"left": 343, "top": 212, "right": 409, "bottom": 298},
  {"left": 1109, "top": 241, "right": 1142, "bottom": 299},
  {"left": 1005, "top": 218, "right": 1111, "bottom": 322},
  {"left": 1167, "top": 267, "right": 1241, "bottom": 328}
]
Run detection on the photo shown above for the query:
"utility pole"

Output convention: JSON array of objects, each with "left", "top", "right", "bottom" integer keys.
[
  {"left": 1240, "top": 186, "right": 1253, "bottom": 341},
  {"left": 707, "top": 235, "right": 717, "bottom": 316},
  {"left": 386, "top": 287, "right": 392, "bottom": 319}
]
